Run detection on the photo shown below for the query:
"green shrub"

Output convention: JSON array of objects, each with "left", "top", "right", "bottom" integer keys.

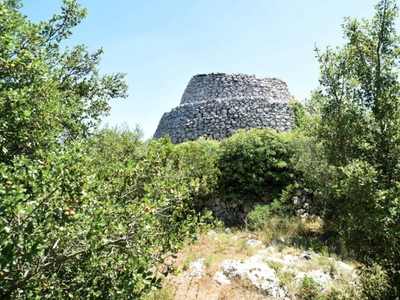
[
  {"left": 358, "top": 264, "right": 390, "bottom": 300},
  {"left": 297, "top": 276, "right": 323, "bottom": 300},
  {"left": 215, "top": 128, "right": 296, "bottom": 205},
  {"left": 175, "top": 138, "right": 220, "bottom": 201},
  {"left": 0, "top": 134, "right": 211, "bottom": 299},
  {"left": 326, "top": 161, "right": 400, "bottom": 296},
  {"left": 88, "top": 124, "right": 144, "bottom": 161},
  {"left": 246, "top": 204, "right": 271, "bottom": 230},
  {"left": 290, "top": 100, "right": 311, "bottom": 131}
]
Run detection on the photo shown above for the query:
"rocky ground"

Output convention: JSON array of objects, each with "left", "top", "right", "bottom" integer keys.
[{"left": 155, "top": 227, "right": 359, "bottom": 300}]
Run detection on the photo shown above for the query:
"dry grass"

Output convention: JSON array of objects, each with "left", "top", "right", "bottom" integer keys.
[
  {"left": 144, "top": 217, "right": 360, "bottom": 300},
  {"left": 151, "top": 228, "right": 270, "bottom": 300},
  {"left": 217, "top": 277, "right": 276, "bottom": 300}
]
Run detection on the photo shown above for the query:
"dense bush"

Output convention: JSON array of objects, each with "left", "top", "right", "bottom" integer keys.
[
  {"left": 175, "top": 138, "right": 220, "bottom": 201},
  {"left": 0, "top": 145, "right": 92, "bottom": 298},
  {"left": 246, "top": 204, "right": 271, "bottom": 230},
  {"left": 215, "top": 128, "right": 297, "bottom": 206},
  {"left": 0, "top": 129, "right": 211, "bottom": 298}
]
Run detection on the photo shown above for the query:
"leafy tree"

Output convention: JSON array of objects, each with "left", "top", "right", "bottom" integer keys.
[
  {"left": 0, "top": 1, "right": 210, "bottom": 298},
  {"left": 0, "top": 0, "right": 127, "bottom": 164},
  {"left": 312, "top": 0, "right": 400, "bottom": 296},
  {"left": 315, "top": 0, "right": 400, "bottom": 177}
]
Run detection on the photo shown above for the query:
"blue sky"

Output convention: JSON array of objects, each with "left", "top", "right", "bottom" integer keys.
[{"left": 22, "top": 0, "right": 380, "bottom": 138}]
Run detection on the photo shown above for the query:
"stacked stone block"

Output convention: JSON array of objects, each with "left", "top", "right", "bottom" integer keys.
[{"left": 154, "top": 73, "right": 295, "bottom": 143}]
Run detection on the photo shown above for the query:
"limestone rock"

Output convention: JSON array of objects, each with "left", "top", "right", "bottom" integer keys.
[
  {"left": 213, "top": 271, "right": 231, "bottom": 285},
  {"left": 189, "top": 258, "right": 205, "bottom": 279}
]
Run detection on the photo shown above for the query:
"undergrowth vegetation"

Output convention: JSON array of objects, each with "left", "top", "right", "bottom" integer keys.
[
  {"left": 146, "top": 219, "right": 364, "bottom": 300},
  {"left": 215, "top": 129, "right": 297, "bottom": 204}
]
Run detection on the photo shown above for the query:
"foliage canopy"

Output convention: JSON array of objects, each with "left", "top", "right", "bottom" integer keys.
[
  {"left": 307, "top": 0, "right": 400, "bottom": 296},
  {"left": 0, "top": 0, "right": 128, "bottom": 164}
]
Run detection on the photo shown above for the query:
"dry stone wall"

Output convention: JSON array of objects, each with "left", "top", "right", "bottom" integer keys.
[
  {"left": 154, "top": 73, "right": 295, "bottom": 143},
  {"left": 180, "top": 73, "right": 293, "bottom": 104}
]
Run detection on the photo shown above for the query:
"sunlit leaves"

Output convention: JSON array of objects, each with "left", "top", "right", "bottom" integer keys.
[
  {"left": 0, "top": 0, "right": 127, "bottom": 165},
  {"left": 311, "top": 0, "right": 400, "bottom": 296}
]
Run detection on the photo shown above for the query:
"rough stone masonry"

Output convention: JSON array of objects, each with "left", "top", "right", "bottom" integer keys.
[{"left": 154, "top": 73, "right": 295, "bottom": 143}]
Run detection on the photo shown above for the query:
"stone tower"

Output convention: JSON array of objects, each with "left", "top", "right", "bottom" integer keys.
[{"left": 154, "top": 73, "right": 295, "bottom": 143}]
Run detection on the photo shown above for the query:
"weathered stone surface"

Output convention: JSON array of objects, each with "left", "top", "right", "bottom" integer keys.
[
  {"left": 173, "top": 234, "right": 357, "bottom": 299},
  {"left": 295, "top": 270, "right": 333, "bottom": 286},
  {"left": 180, "top": 73, "right": 293, "bottom": 104},
  {"left": 245, "top": 238, "right": 263, "bottom": 247},
  {"left": 189, "top": 259, "right": 205, "bottom": 279},
  {"left": 213, "top": 271, "right": 231, "bottom": 285},
  {"left": 212, "top": 245, "right": 356, "bottom": 298},
  {"left": 154, "top": 73, "right": 295, "bottom": 143},
  {"left": 220, "top": 255, "right": 288, "bottom": 297}
]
